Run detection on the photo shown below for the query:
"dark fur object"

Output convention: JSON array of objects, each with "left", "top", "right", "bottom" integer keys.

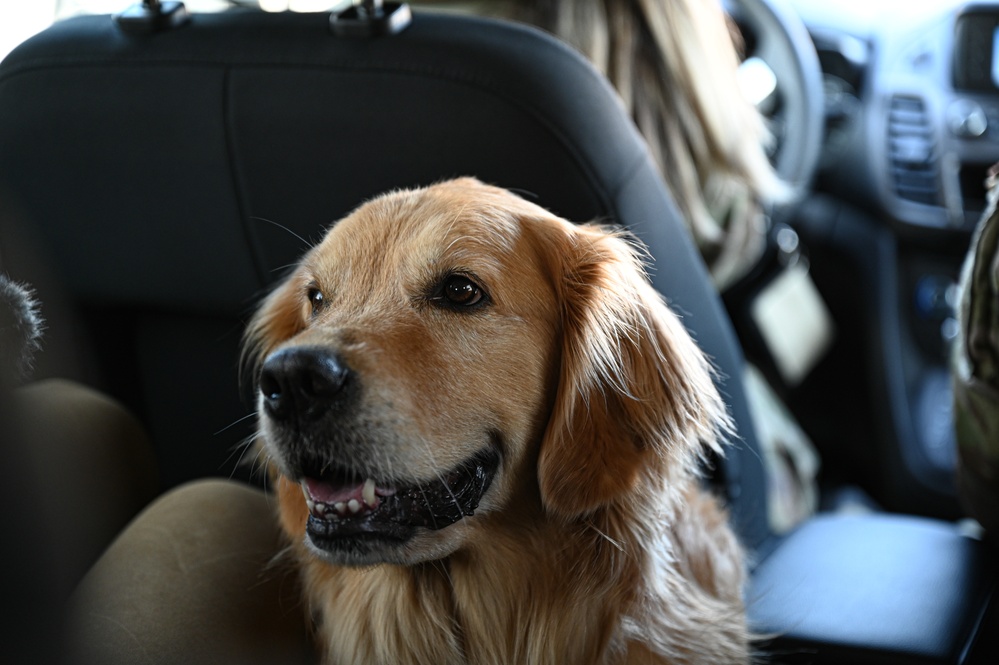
[{"left": 0, "top": 275, "right": 44, "bottom": 385}]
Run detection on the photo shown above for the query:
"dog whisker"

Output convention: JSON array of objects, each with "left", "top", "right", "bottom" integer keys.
[
  {"left": 416, "top": 436, "right": 467, "bottom": 525},
  {"left": 222, "top": 430, "right": 269, "bottom": 482},
  {"left": 247, "top": 441, "right": 272, "bottom": 483},
  {"left": 503, "top": 186, "right": 540, "bottom": 201},
  {"left": 269, "top": 262, "right": 305, "bottom": 275},
  {"left": 213, "top": 412, "right": 257, "bottom": 437},
  {"left": 221, "top": 434, "right": 253, "bottom": 473},
  {"left": 250, "top": 216, "right": 314, "bottom": 250},
  {"left": 442, "top": 200, "right": 472, "bottom": 240}
]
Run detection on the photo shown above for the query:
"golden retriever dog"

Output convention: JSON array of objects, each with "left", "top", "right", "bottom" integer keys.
[{"left": 244, "top": 178, "right": 749, "bottom": 664}]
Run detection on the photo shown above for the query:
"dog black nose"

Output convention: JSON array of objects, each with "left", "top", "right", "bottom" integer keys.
[{"left": 259, "top": 347, "right": 351, "bottom": 421}]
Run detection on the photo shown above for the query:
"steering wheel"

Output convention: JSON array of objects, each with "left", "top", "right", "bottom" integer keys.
[{"left": 726, "top": 0, "right": 825, "bottom": 206}]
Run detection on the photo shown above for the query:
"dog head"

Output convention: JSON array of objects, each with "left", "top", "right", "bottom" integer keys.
[{"left": 245, "top": 178, "right": 728, "bottom": 567}]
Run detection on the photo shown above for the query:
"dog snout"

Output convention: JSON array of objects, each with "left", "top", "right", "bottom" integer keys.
[{"left": 259, "top": 346, "right": 352, "bottom": 422}]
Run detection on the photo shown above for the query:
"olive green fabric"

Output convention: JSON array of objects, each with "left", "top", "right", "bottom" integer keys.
[
  {"left": 67, "top": 479, "right": 315, "bottom": 665},
  {"left": 953, "top": 168, "right": 999, "bottom": 539},
  {"left": 14, "top": 379, "right": 160, "bottom": 588}
]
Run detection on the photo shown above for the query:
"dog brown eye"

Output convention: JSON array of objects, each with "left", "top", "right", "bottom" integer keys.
[
  {"left": 443, "top": 275, "right": 484, "bottom": 307},
  {"left": 307, "top": 287, "right": 325, "bottom": 315}
]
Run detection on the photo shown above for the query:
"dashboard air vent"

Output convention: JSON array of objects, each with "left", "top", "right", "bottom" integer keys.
[{"left": 887, "top": 96, "right": 940, "bottom": 206}]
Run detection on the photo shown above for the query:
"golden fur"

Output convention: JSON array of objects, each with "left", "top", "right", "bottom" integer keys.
[{"left": 245, "top": 178, "right": 749, "bottom": 664}]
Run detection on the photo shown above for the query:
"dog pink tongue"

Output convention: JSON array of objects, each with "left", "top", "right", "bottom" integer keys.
[{"left": 304, "top": 477, "right": 362, "bottom": 505}]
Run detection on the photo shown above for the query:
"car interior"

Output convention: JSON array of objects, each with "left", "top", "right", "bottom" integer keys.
[{"left": 0, "top": 0, "right": 996, "bottom": 663}]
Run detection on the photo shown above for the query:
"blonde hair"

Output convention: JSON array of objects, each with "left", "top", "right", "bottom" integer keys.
[{"left": 505, "top": 0, "right": 788, "bottom": 288}]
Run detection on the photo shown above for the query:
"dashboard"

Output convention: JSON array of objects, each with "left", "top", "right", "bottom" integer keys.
[{"left": 794, "top": 0, "right": 999, "bottom": 231}]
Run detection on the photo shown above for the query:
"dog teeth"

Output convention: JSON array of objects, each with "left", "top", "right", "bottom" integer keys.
[{"left": 301, "top": 478, "right": 381, "bottom": 519}]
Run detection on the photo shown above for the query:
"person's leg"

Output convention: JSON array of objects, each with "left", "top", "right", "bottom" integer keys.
[
  {"left": 954, "top": 166, "right": 999, "bottom": 540},
  {"left": 66, "top": 478, "right": 315, "bottom": 665},
  {"left": 14, "top": 378, "right": 160, "bottom": 587}
]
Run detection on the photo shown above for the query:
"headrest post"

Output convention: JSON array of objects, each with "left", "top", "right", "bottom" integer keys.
[
  {"left": 114, "top": 1, "right": 190, "bottom": 34},
  {"left": 330, "top": 1, "right": 412, "bottom": 38}
]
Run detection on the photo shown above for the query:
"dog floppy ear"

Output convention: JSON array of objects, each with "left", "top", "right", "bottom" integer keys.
[{"left": 538, "top": 222, "right": 731, "bottom": 520}]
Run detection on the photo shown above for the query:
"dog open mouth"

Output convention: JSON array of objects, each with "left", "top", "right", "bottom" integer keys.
[{"left": 299, "top": 449, "right": 500, "bottom": 553}]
